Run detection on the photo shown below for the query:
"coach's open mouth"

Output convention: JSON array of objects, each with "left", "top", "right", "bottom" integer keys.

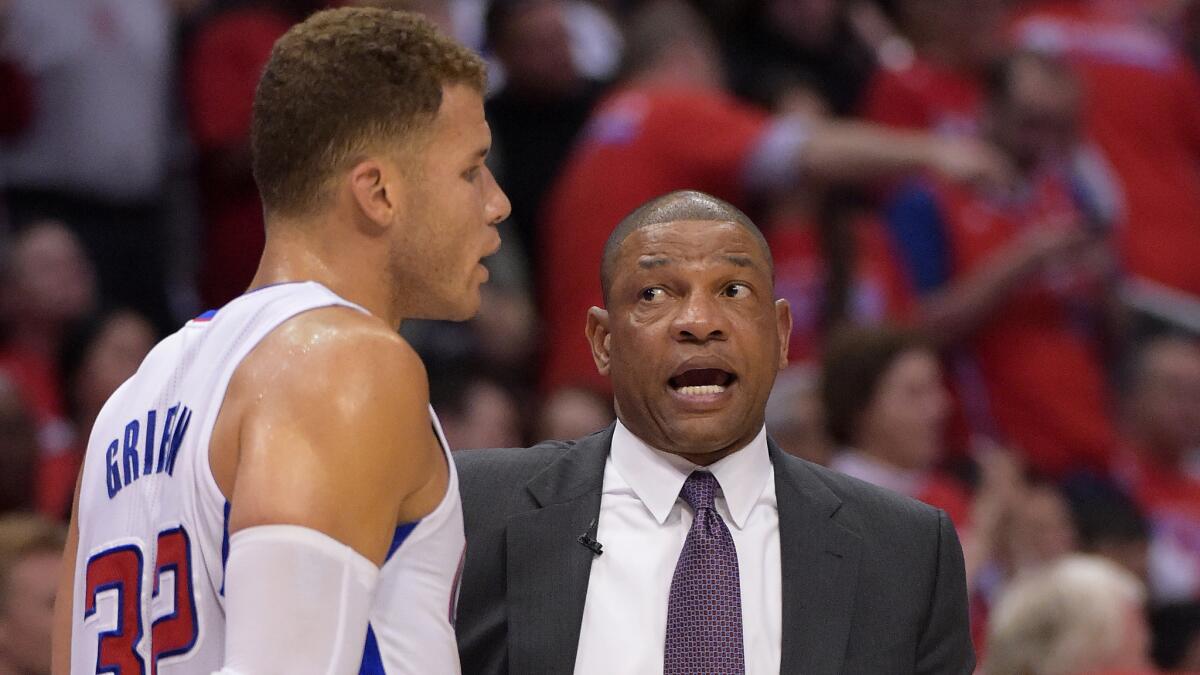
[{"left": 668, "top": 368, "right": 737, "bottom": 397}]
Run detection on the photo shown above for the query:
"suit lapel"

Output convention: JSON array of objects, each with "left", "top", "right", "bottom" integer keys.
[
  {"left": 506, "top": 426, "right": 612, "bottom": 674},
  {"left": 772, "top": 442, "right": 862, "bottom": 674}
]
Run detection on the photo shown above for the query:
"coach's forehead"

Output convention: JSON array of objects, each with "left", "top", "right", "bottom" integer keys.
[
  {"left": 617, "top": 219, "right": 764, "bottom": 266},
  {"left": 624, "top": 218, "right": 753, "bottom": 257}
]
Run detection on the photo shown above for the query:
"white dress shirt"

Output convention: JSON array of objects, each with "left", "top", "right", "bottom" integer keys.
[{"left": 573, "top": 421, "right": 782, "bottom": 674}]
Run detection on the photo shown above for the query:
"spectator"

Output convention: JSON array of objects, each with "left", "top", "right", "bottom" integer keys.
[
  {"left": 1117, "top": 335, "right": 1200, "bottom": 603},
  {"left": 0, "top": 0, "right": 30, "bottom": 141},
  {"left": 1064, "top": 475, "right": 1151, "bottom": 584},
  {"left": 0, "top": 0, "right": 177, "bottom": 329},
  {"left": 964, "top": 472, "right": 1079, "bottom": 643},
  {"left": 887, "top": 50, "right": 1121, "bottom": 478},
  {"left": 1001, "top": 479, "right": 1080, "bottom": 575},
  {"left": 184, "top": 0, "right": 323, "bottom": 307},
  {"left": 767, "top": 200, "right": 917, "bottom": 365},
  {"left": 0, "top": 375, "right": 37, "bottom": 514},
  {"left": 725, "top": 0, "right": 876, "bottom": 115},
  {"left": 429, "top": 365, "right": 524, "bottom": 450},
  {"left": 821, "top": 326, "right": 971, "bottom": 526},
  {"left": 0, "top": 61, "right": 32, "bottom": 140},
  {"left": 756, "top": 78, "right": 918, "bottom": 365},
  {"left": 0, "top": 220, "right": 98, "bottom": 332},
  {"left": 1011, "top": 0, "right": 1200, "bottom": 306},
  {"left": 540, "top": 0, "right": 1013, "bottom": 394},
  {"left": 48, "top": 309, "right": 156, "bottom": 518},
  {"left": 536, "top": 386, "right": 613, "bottom": 442},
  {"left": 0, "top": 513, "right": 65, "bottom": 675},
  {"left": 860, "top": 0, "right": 1008, "bottom": 136},
  {"left": 984, "top": 555, "right": 1155, "bottom": 675},
  {"left": 0, "top": 221, "right": 97, "bottom": 516},
  {"left": 764, "top": 364, "right": 831, "bottom": 465},
  {"left": 484, "top": 0, "right": 607, "bottom": 265},
  {"left": 60, "top": 310, "right": 158, "bottom": 441},
  {"left": 0, "top": 219, "right": 98, "bottom": 362},
  {"left": 470, "top": 282, "right": 539, "bottom": 371}
]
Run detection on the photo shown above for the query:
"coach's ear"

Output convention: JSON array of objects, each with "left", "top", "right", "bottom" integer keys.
[
  {"left": 586, "top": 307, "right": 612, "bottom": 376},
  {"left": 349, "top": 158, "right": 404, "bottom": 230}
]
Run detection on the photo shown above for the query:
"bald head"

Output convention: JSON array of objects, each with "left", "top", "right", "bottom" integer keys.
[{"left": 600, "top": 191, "right": 772, "bottom": 303}]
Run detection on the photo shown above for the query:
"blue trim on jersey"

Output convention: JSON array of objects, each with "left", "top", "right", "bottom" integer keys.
[
  {"left": 220, "top": 501, "right": 231, "bottom": 596},
  {"left": 355, "top": 521, "right": 420, "bottom": 673},
  {"left": 385, "top": 521, "right": 419, "bottom": 564},
  {"left": 359, "top": 624, "right": 386, "bottom": 675},
  {"left": 193, "top": 309, "right": 217, "bottom": 322}
]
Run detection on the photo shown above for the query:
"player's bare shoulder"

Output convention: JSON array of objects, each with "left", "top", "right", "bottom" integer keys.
[
  {"left": 212, "top": 306, "right": 442, "bottom": 533},
  {"left": 231, "top": 305, "right": 428, "bottom": 427},
  {"left": 251, "top": 304, "right": 423, "bottom": 379}
]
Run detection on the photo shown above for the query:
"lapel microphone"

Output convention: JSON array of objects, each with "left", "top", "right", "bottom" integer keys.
[{"left": 578, "top": 518, "right": 603, "bottom": 556}]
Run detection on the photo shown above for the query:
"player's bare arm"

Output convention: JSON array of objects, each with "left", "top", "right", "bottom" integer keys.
[
  {"left": 212, "top": 305, "right": 444, "bottom": 565},
  {"left": 203, "top": 306, "right": 446, "bottom": 675}
]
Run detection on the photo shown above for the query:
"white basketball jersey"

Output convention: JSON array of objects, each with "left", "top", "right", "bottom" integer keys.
[{"left": 70, "top": 281, "right": 466, "bottom": 675}]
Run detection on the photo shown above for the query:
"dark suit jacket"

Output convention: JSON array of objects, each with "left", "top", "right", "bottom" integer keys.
[{"left": 454, "top": 425, "right": 974, "bottom": 674}]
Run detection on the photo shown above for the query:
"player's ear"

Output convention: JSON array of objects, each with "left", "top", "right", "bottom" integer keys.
[
  {"left": 586, "top": 307, "right": 612, "bottom": 376},
  {"left": 349, "top": 158, "right": 402, "bottom": 229},
  {"left": 774, "top": 298, "right": 792, "bottom": 369}
]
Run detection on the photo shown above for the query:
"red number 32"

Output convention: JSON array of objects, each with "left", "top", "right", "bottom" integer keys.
[{"left": 84, "top": 527, "right": 199, "bottom": 675}]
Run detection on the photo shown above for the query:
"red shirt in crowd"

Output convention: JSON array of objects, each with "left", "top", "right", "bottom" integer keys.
[
  {"left": 859, "top": 56, "right": 984, "bottom": 137},
  {"left": 1011, "top": 0, "right": 1200, "bottom": 300},
  {"left": 888, "top": 169, "right": 1118, "bottom": 477},
  {"left": 766, "top": 214, "right": 916, "bottom": 364},
  {"left": 185, "top": 8, "right": 294, "bottom": 307},
  {"left": 0, "top": 348, "right": 78, "bottom": 517},
  {"left": 540, "top": 86, "right": 771, "bottom": 393}
]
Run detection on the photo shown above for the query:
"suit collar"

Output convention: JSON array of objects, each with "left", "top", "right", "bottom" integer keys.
[
  {"left": 523, "top": 425, "right": 613, "bottom": 507},
  {"left": 768, "top": 440, "right": 843, "bottom": 518},
  {"left": 770, "top": 442, "right": 862, "bottom": 673},
  {"left": 506, "top": 426, "right": 612, "bottom": 674}
]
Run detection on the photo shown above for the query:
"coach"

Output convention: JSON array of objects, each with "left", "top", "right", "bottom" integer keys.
[{"left": 454, "top": 190, "right": 973, "bottom": 674}]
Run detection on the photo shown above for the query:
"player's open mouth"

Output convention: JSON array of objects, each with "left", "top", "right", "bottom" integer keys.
[{"left": 668, "top": 368, "right": 737, "bottom": 397}]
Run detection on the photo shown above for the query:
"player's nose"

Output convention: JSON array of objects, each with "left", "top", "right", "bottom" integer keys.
[{"left": 484, "top": 166, "right": 511, "bottom": 227}]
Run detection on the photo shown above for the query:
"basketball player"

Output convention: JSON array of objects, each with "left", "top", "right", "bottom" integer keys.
[{"left": 50, "top": 8, "right": 509, "bottom": 674}]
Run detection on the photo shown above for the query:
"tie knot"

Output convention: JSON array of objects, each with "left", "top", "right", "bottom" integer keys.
[{"left": 679, "top": 471, "right": 718, "bottom": 512}]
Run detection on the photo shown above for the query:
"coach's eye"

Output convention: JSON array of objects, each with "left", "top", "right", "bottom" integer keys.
[
  {"left": 722, "top": 283, "right": 750, "bottom": 299},
  {"left": 640, "top": 287, "right": 666, "bottom": 303}
]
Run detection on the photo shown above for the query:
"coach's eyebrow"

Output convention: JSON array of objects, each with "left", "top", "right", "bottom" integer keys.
[
  {"left": 638, "top": 256, "right": 672, "bottom": 269},
  {"left": 722, "top": 254, "right": 755, "bottom": 268}
]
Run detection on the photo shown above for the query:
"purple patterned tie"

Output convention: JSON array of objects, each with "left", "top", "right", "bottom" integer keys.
[{"left": 664, "top": 471, "right": 745, "bottom": 675}]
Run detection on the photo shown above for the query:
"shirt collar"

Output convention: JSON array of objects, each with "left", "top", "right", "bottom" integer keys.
[{"left": 610, "top": 419, "right": 772, "bottom": 530}]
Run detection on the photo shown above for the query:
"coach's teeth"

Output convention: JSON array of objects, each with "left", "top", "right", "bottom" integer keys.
[{"left": 677, "top": 385, "right": 726, "bottom": 396}]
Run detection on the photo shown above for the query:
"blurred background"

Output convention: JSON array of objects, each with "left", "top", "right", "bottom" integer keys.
[{"left": 2, "top": 0, "right": 1200, "bottom": 671}]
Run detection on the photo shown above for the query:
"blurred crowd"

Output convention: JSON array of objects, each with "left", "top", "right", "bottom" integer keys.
[{"left": 3, "top": 0, "right": 1200, "bottom": 671}]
